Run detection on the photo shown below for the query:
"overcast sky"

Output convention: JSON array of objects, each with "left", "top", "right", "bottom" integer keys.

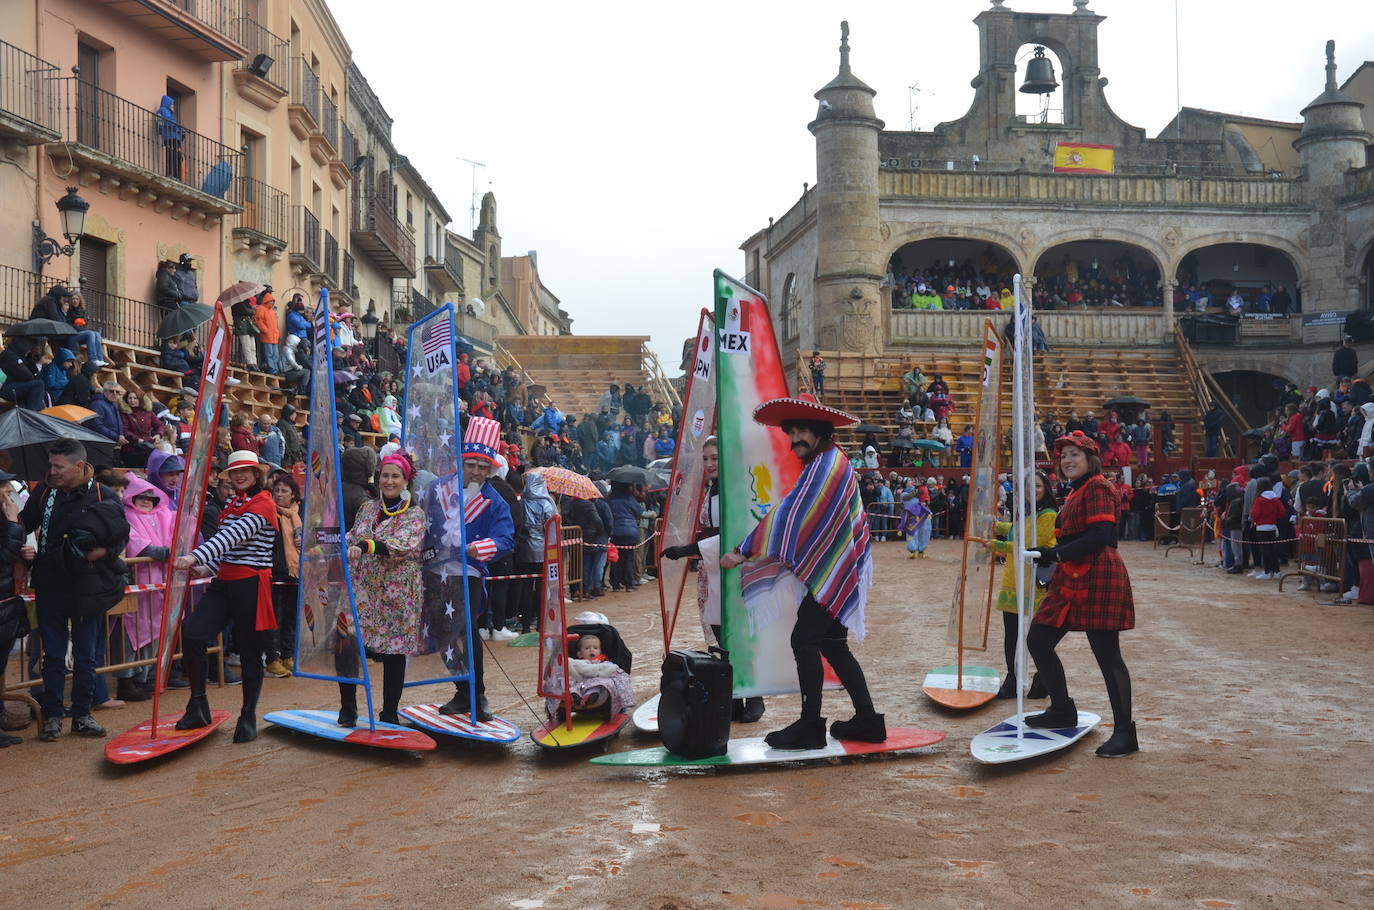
[{"left": 328, "top": 0, "right": 1374, "bottom": 375}]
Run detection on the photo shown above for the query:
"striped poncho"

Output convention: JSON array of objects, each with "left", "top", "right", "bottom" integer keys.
[{"left": 738, "top": 445, "right": 873, "bottom": 639}]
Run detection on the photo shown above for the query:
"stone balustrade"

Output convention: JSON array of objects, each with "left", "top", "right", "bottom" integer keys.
[
  {"left": 889, "top": 309, "right": 1169, "bottom": 346},
  {"left": 878, "top": 170, "right": 1307, "bottom": 209}
]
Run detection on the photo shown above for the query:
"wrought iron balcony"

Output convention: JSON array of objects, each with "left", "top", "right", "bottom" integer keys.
[
  {"left": 0, "top": 263, "right": 163, "bottom": 351},
  {"left": 0, "top": 40, "right": 60, "bottom": 147},
  {"left": 351, "top": 192, "right": 415, "bottom": 278},
  {"left": 89, "top": 1, "right": 249, "bottom": 63},
  {"left": 287, "top": 57, "right": 319, "bottom": 139},
  {"left": 289, "top": 205, "right": 321, "bottom": 276},
  {"left": 423, "top": 239, "right": 464, "bottom": 295},
  {"left": 323, "top": 229, "right": 339, "bottom": 285},
  {"left": 233, "top": 176, "right": 288, "bottom": 249},
  {"left": 230, "top": 17, "right": 288, "bottom": 99},
  {"left": 50, "top": 77, "right": 242, "bottom": 220}
]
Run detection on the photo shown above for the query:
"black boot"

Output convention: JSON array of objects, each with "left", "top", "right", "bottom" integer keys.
[
  {"left": 117, "top": 676, "right": 151, "bottom": 702},
  {"left": 175, "top": 646, "right": 211, "bottom": 730},
  {"left": 1094, "top": 721, "right": 1139, "bottom": 757},
  {"left": 830, "top": 712, "right": 886, "bottom": 743},
  {"left": 233, "top": 674, "right": 262, "bottom": 743},
  {"left": 474, "top": 694, "right": 493, "bottom": 723},
  {"left": 437, "top": 685, "right": 468, "bottom": 716},
  {"left": 995, "top": 674, "right": 1018, "bottom": 700},
  {"left": 1024, "top": 697, "right": 1078, "bottom": 729},
  {"left": 763, "top": 715, "right": 826, "bottom": 750},
  {"left": 739, "top": 696, "right": 765, "bottom": 724},
  {"left": 379, "top": 657, "right": 405, "bottom": 725},
  {"left": 337, "top": 683, "right": 358, "bottom": 727},
  {"left": 1026, "top": 674, "right": 1048, "bottom": 699}
]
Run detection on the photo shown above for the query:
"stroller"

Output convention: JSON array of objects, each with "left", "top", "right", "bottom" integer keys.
[{"left": 546, "top": 611, "right": 634, "bottom": 723}]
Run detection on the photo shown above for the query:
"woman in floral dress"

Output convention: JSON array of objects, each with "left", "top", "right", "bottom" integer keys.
[{"left": 341, "top": 451, "right": 426, "bottom": 725}]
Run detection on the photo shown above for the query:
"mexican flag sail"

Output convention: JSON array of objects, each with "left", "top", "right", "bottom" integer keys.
[
  {"left": 293, "top": 289, "right": 375, "bottom": 720},
  {"left": 714, "top": 270, "right": 803, "bottom": 697},
  {"left": 147, "top": 302, "right": 230, "bottom": 731},
  {"left": 655, "top": 308, "right": 716, "bottom": 653}
]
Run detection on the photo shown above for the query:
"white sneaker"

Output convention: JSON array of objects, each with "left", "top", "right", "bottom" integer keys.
[
  {"left": 91, "top": 359, "right": 107, "bottom": 367},
  {"left": 226, "top": 653, "right": 241, "bottom": 667},
  {"left": 226, "top": 376, "right": 242, "bottom": 385},
  {"left": 1248, "top": 570, "right": 1265, "bottom": 579},
  {"left": 492, "top": 628, "right": 519, "bottom": 640},
  {"left": 477, "top": 629, "right": 491, "bottom": 640},
  {"left": 1343, "top": 588, "right": 1359, "bottom": 601}
]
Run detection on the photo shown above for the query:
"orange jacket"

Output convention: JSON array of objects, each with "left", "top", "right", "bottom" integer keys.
[{"left": 253, "top": 298, "right": 281, "bottom": 343}]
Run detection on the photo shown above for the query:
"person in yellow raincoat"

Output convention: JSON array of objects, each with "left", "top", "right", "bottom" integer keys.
[{"left": 986, "top": 470, "right": 1057, "bottom": 700}]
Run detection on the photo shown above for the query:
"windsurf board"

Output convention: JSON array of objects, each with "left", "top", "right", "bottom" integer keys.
[
  {"left": 264, "top": 709, "right": 436, "bottom": 751},
  {"left": 922, "top": 664, "right": 1001, "bottom": 710},
  {"left": 631, "top": 693, "right": 660, "bottom": 733},
  {"left": 970, "top": 710, "right": 1101, "bottom": 764},
  {"left": 399, "top": 703, "right": 520, "bottom": 743},
  {"left": 531, "top": 712, "right": 629, "bottom": 750},
  {"left": 590, "top": 727, "right": 946, "bottom": 768},
  {"left": 104, "top": 711, "right": 231, "bottom": 764}
]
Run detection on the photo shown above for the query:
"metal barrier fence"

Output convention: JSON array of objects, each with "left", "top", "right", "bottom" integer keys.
[{"left": 1279, "top": 517, "right": 1346, "bottom": 593}]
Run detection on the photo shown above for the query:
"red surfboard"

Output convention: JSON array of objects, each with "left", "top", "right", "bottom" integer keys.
[{"left": 104, "top": 711, "right": 232, "bottom": 764}]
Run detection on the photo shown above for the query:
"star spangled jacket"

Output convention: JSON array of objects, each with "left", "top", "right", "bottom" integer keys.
[{"left": 421, "top": 471, "right": 514, "bottom": 578}]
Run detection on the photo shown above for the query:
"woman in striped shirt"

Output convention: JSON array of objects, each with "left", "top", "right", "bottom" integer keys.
[{"left": 173, "top": 450, "right": 280, "bottom": 743}]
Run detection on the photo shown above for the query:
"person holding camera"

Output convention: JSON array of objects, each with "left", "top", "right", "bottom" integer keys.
[{"left": 20, "top": 440, "right": 130, "bottom": 742}]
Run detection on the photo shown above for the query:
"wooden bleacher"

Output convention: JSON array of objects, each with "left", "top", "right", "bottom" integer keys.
[
  {"left": 499, "top": 335, "right": 668, "bottom": 420},
  {"left": 812, "top": 346, "right": 1201, "bottom": 456}
]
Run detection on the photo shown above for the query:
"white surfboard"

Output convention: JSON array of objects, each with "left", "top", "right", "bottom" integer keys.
[
  {"left": 921, "top": 664, "right": 1001, "bottom": 710},
  {"left": 591, "top": 727, "right": 946, "bottom": 768},
  {"left": 632, "top": 693, "right": 660, "bottom": 733},
  {"left": 970, "top": 710, "right": 1101, "bottom": 764}
]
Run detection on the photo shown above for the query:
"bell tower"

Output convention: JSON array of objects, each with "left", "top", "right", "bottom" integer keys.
[
  {"left": 1294, "top": 41, "right": 1370, "bottom": 189},
  {"left": 809, "top": 22, "right": 885, "bottom": 355}
]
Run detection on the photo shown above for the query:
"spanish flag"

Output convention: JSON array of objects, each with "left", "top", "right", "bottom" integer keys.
[{"left": 1053, "top": 142, "right": 1115, "bottom": 174}]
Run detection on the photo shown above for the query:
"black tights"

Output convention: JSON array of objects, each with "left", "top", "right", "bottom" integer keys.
[
  {"left": 339, "top": 652, "right": 406, "bottom": 718},
  {"left": 1026, "top": 623, "right": 1132, "bottom": 724},
  {"left": 1002, "top": 611, "right": 1020, "bottom": 676},
  {"left": 792, "top": 594, "right": 874, "bottom": 720}
]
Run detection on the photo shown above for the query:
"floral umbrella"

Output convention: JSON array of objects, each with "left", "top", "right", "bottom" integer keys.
[{"left": 528, "top": 466, "right": 602, "bottom": 500}]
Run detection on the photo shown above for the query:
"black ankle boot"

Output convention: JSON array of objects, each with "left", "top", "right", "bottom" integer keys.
[
  {"left": 337, "top": 683, "right": 358, "bottom": 728},
  {"left": 437, "top": 687, "right": 468, "bottom": 716},
  {"left": 764, "top": 716, "right": 827, "bottom": 750},
  {"left": 1026, "top": 674, "right": 1048, "bottom": 699},
  {"left": 739, "top": 696, "right": 765, "bottom": 724},
  {"left": 1024, "top": 697, "right": 1078, "bottom": 729},
  {"left": 995, "top": 674, "right": 1017, "bottom": 700},
  {"left": 176, "top": 694, "right": 212, "bottom": 730},
  {"left": 1094, "top": 721, "right": 1139, "bottom": 757},
  {"left": 233, "top": 675, "right": 262, "bottom": 743},
  {"left": 378, "top": 710, "right": 401, "bottom": 725},
  {"left": 830, "top": 712, "right": 886, "bottom": 743}
]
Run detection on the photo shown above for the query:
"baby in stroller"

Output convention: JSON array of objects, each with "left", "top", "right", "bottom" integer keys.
[{"left": 548, "top": 612, "right": 634, "bottom": 721}]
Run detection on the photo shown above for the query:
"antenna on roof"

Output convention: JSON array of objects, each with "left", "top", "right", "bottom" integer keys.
[{"left": 455, "top": 155, "right": 487, "bottom": 234}]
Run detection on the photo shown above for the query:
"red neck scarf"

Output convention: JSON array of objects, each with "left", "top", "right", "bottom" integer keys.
[{"left": 217, "top": 489, "right": 281, "bottom": 630}]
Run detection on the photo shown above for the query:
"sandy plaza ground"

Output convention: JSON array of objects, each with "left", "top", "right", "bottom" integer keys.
[{"left": 5, "top": 537, "right": 1373, "bottom": 909}]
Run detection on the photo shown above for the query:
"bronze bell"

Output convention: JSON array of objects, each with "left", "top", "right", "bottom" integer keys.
[{"left": 1019, "top": 46, "right": 1058, "bottom": 94}]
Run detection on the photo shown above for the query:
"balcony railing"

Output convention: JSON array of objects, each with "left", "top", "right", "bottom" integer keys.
[
  {"left": 235, "top": 176, "right": 288, "bottom": 246},
  {"left": 877, "top": 169, "right": 1306, "bottom": 209},
  {"left": 320, "top": 92, "right": 339, "bottom": 154},
  {"left": 0, "top": 263, "right": 164, "bottom": 351},
  {"left": 1344, "top": 164, "right": 1374, "bottom": 202},
  {"left": 288, "top": 57, "right": 319, "bottom": 123},
  {"left": 290, "top": 205, "right": 321, "bottom": 273},
  {"left": 424, "top": 238, "right": 464, "bottom": 293},
  {"left": 0, "top": 40, "right": 60, "bottom": 141},
  {"left": 53, "top": 77, "right": 240, "bottom": 203},
  {"left": 342, "top": 250, "right": 356, "bottom": 299},
  {"left": 392, "top": 286, "right": 437, "bottom": 322},
  {"left": 342, "top": 125, "right": 357, "bottom": 170},
  {"left": 351, "top": 192, "right": 416, "bottom": 277},
  {"left": 230, "top": 17, "right": 288, "bottom": 93},
  {"left": 323, "top": 229, "right": 339, "bottom": 284}
]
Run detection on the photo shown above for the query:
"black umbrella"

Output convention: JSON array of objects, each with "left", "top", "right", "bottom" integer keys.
[
  {"left": 1104, "top": 395, "right": 1150, "bottom": 411},
  {"left": 854, "top": 423, "right": 886, "bottom": 435},
  {"left": 0, "top": 408, "right": 116, "bottom": 480},
  {"left": 157, "top": 302, "right": 214, "bottom": 340},
  {"left": 5, "top": 318, "right": 76, "bottom": 338},
  {"left": 890, "top": 438, "right": 918, "bottom": 449},
  {"left": 1242, "top": 427, "right": 1268, "bottom": 439},
  {"left": 607, "top": 464, "right": 652, "bottom": 485}
]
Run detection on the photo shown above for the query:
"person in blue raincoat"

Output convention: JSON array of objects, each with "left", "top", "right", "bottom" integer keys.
[{"left": 156, "top": 95, "right": 184, "bottom": 179}]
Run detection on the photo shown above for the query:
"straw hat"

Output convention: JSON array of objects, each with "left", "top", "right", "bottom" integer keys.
[{"left": 224, "top": 450, "right": 269, "bottom": 477}]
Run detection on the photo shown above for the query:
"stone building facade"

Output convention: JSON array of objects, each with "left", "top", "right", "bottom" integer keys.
[{"left": 741, "top": 2, "right": 1374, "bottom": 398}]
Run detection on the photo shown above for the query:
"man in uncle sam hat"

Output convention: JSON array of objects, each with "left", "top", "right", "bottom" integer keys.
[{"left": 421, "top": 415, "right": 514, "bottom": 721}]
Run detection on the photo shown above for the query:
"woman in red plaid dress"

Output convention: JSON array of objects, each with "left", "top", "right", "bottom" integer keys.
[{"left": 1025, "top": 431, "right": 1138, "bottom": 757}]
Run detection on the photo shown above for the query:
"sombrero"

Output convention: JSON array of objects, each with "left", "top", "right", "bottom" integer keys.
[
  {"left": 1052, "top": 430, "right": 1100, "bottom": 457},
  {"left": 753, "top": 393, "right": 858, "bottom": 429}
]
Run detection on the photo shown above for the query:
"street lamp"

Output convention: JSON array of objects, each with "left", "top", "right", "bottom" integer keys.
[
  {"left": 359, "top": 302, "right": 379, "bottom": 357},
  {"left": 33, "top": 186, "right": 90, "bottom": 272}
]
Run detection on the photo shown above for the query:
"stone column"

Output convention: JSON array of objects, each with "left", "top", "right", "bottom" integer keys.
[{"left": 1160, "top": 278, "right": 1177, "bottom": 334}]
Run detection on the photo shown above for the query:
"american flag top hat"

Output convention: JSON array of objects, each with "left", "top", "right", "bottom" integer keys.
[{"left": 462, "top": 415, "right": 502, "bottom": 465}]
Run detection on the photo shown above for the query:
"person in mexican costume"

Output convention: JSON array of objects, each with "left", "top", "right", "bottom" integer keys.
[{"left": 720, "top": 394, "right": 884, "bottom": 750}]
